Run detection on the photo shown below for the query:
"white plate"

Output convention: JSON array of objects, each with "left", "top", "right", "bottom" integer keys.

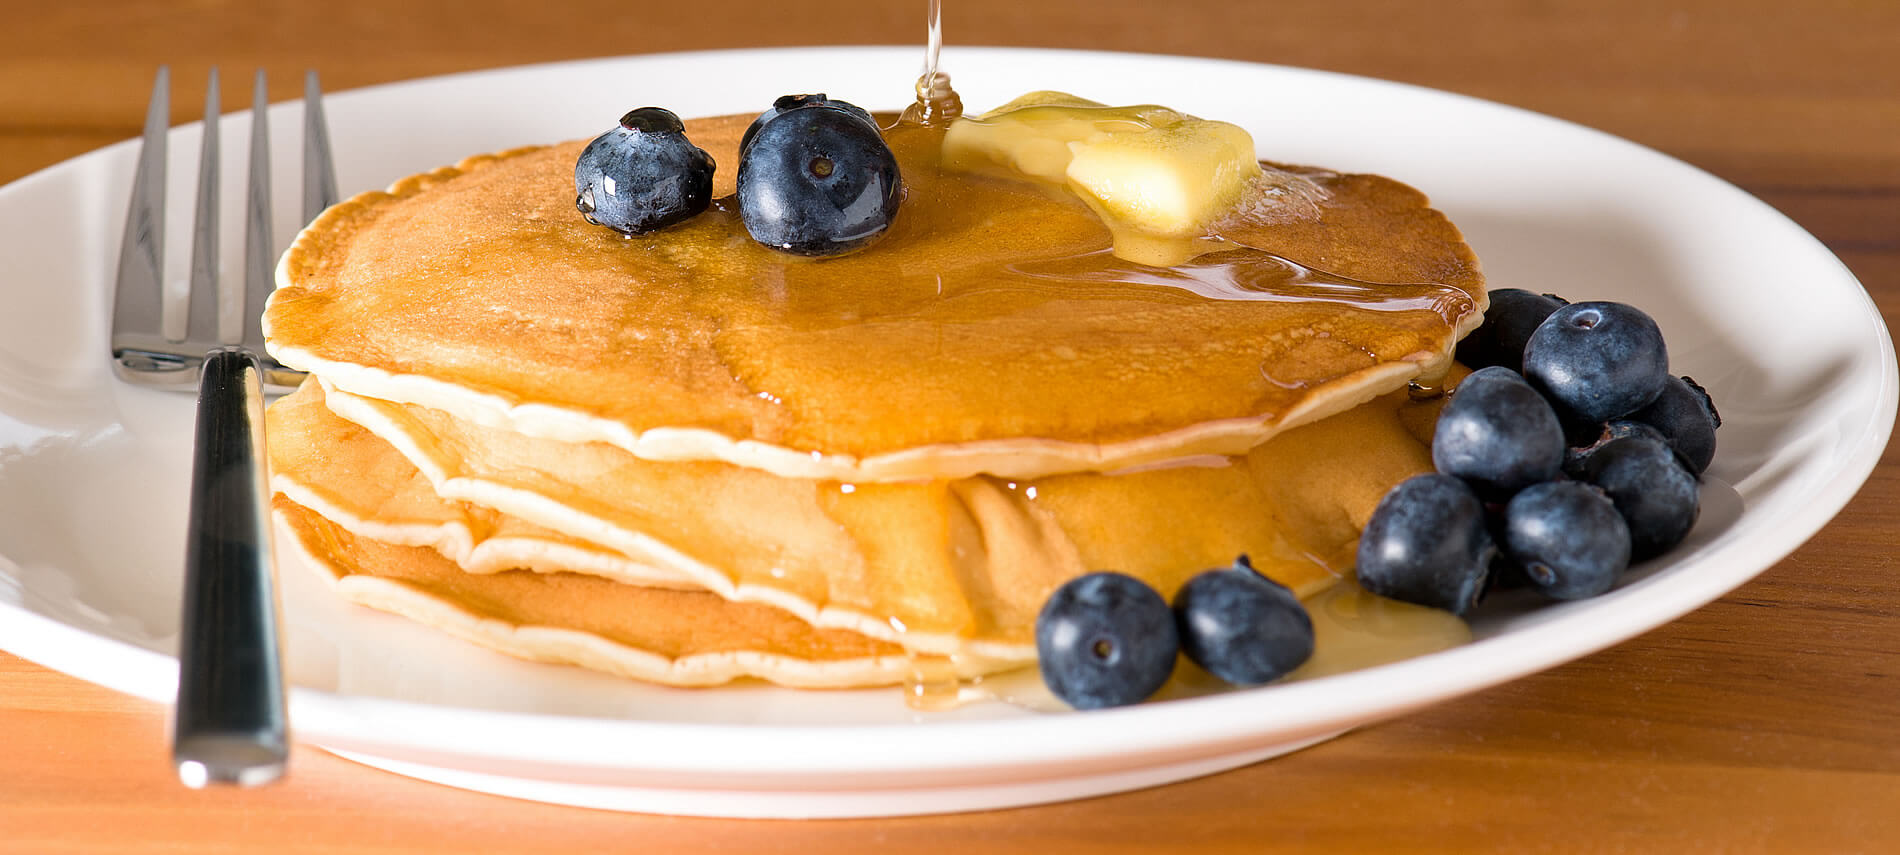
[{"left": 0, "top": 47, "right": 1891, "bottom": 818}]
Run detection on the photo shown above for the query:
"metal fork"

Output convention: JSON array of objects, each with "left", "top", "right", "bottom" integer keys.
[{"left": 112, "top": 66, "right": 338, "bottom": 787}]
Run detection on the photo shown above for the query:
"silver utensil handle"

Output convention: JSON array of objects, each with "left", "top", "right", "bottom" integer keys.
[{"left": 173, "top": 346, "right": 287, "bottom": 787}]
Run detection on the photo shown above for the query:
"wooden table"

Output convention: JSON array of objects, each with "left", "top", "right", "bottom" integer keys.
[{"left": 4, "top": 1, "right": 1897, "bottom": 851}]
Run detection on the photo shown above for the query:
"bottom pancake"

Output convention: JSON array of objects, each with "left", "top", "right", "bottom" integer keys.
[{"left": 271, "top": 497, "right": 1018, "bottom": 688}]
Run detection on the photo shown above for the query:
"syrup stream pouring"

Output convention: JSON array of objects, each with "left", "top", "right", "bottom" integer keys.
[{"left": 904, "top": 0, "right": 962, "bottom": 125}]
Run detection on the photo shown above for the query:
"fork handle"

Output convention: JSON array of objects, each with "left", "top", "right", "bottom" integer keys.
[{"left": 173, "top": 346, "right": 287, "bottom": 787}]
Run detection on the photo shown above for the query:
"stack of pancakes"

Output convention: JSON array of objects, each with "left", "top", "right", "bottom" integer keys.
[{"left": 263, "top": 112, "right": 1485, "bottom": 689}]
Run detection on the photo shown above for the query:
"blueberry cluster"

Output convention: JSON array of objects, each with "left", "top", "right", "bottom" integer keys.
[
  {"left": 1360, "top": 289, "right": 1720, "bottom": 612},
  {"left": 1034, "top": 557, "right": 1314, "bottom": 710},
  {"left": 573, "top": 95, "right": 900, "bottom": 256}
]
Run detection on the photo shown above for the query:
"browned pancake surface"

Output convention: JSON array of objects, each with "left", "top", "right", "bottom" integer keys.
[{"left": 268, "top": 114, "right": 1481, "bottom": 474}]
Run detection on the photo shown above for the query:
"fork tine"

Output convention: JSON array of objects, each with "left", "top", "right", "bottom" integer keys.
[
  {"left": 240, "top": 70, "right": 272, "bottom": 350},
  {"left": 302, "top": 70, "right": 339, "bottom": 225},
  {"left": 185, "top": 67, "right": 220, "bottom": 347},
  {"left": 111, "top": 65, "right": 169, "bottom": 372}
]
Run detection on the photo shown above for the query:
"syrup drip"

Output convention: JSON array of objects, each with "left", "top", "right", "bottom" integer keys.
[
  {"left": 901, "top": 0, "right": 962, "bottom": 126},
  {"left": 904, "top": 652, "right": 963, "bottom": 711}
]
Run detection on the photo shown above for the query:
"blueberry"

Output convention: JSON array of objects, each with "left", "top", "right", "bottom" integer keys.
[
  {"left": 1456, "top": 288, "right": 1570, "bottom": 373},
  {"left": 1036, "top": 572, "right": 1178, "bottom": 709},
  {"left": 1356, "top": 474, "right": 1495, "bottom": 615},
  {"left": 1625, "top": 375, "right": 1720, "bottom": 474},
  {"left": 1562, "top": 419, "right": 1669, "bottom": 480},
  {"left": 736, "top": 95, "right": 901, "bottom": 256},
  {"left": 573, "top": 107, "right": 715, "bottom": 235},
  {"left": 1432, "top": 366, "right": 1565, "bottom": 499},
  {"left": 1172, "top": 557, "right": 1314, "bottom": 686},
  {"left": 1523, "top": 301, "right": 1670, "bottom": 422},
  {"left": 1581, "top": 436, "right": 1700, "bottom": 559},
  {"left": 739, "top": 93, "right": 878, "bottom": 159},
  {"left": 1501, "top": 481, "right": 1630, "bottom": 600}
]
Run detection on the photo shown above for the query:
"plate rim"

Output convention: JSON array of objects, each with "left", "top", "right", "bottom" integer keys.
[{"left": 1, "top": 44, "right": 1893, "bottom": 793}]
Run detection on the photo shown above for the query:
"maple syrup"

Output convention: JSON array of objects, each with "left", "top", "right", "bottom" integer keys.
[
  {"left": 958, "top": 582, "right": 1469, "bottom": 712},
  {"left": 903, "top": 651, "right": 964, "bottom": 711}
]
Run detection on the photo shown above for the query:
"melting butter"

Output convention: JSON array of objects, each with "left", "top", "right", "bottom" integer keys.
[{"left": 941, "top": 91, "right": 1316, "bottom": 266}]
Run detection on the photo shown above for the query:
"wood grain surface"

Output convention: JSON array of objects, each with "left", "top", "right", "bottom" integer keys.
[{"left": 3, "top": 1, "right": 1898, "bottom": 852}]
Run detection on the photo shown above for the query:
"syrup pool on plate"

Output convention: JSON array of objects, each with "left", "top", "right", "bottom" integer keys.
[{"left": 960, "top": 584, "right": 1471, "bottom": 713}]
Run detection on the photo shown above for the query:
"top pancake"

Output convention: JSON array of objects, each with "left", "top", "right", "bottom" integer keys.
[{"left": 266, "top": 111, "right": 1483, "bottom": 482}]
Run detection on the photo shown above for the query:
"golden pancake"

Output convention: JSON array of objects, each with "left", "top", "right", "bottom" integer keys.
[
  {"left": 265, "top": 114, "right": 1482, "bottom": 482},
  {"left": 267, "top": 380, "right": 700, "bottom": 590},
  {"left": 273, "top": 498, "right": 935, "bottom": 688},
  {"left": 268, "top": 377, "right": 1442, "bottom": 669}
]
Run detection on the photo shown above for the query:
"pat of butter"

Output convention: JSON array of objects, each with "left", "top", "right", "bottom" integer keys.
[{"left": 942, "top": 91, "right": 1264, "bottom": 265}]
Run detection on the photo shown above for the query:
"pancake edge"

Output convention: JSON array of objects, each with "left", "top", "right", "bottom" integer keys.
[
  {"left": 274, "top": 498, "right": 1017, "bottom": 689},
  {"left": 268, "top": 145, "right": 1481, "bottom": 484}
]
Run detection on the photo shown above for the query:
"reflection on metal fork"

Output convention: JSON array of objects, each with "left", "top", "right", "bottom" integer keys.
[
  {"left": 111, "top": 70, "right": 316, "bottom": 390},
  {"left": 112, "top": 66, "right": 339, "bottom": 788}
]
